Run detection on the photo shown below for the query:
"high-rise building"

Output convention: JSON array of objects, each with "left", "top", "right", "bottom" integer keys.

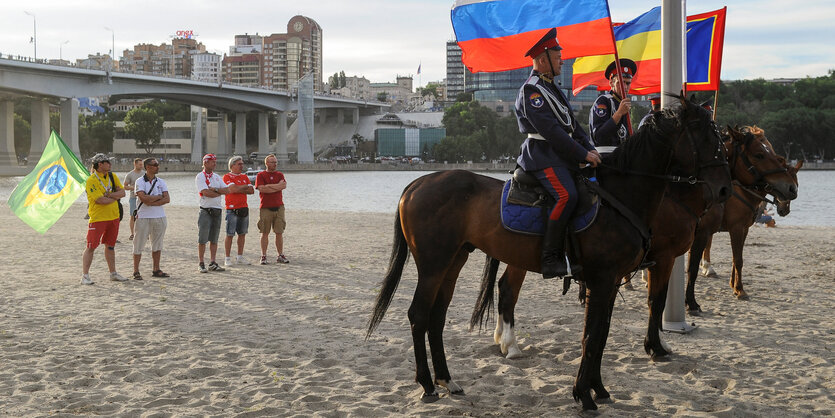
[
  {"left": 222, "top": 54, "right": 262, "bottom": 86},
  {"left": 192, "top": 52, "right": 221, "bottom": 83},
  {"left": 261, "top": 16, "right": 323, "bottom": 91},
  {"left": 445, "top": 41, "right": 465, "bottom": 101},
  {"left": 119, "top": 38, "right": 206, "bottom": 77}
]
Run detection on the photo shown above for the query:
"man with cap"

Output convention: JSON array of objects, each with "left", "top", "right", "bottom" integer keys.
[
  {"left": 638, "top": 95, "right": 661, "bottom": 129},
  {"left": 81, "top": 153, "right": 128, "bottom": 285},
  {"left": 589, "top": 58, "right": 638, "bottom": 148},
  {"left": 515, "top": 28, "right": 601, "bottom": 279},
  {"left": 195, "top": 153, "right": 230, "bottom": 273}
]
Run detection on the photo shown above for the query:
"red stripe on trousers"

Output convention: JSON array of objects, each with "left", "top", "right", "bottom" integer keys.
[{"left": 543, "top": 167, "right": 570, "bottom": 221}]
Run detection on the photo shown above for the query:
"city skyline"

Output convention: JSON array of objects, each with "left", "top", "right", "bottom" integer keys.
[{"left": 2, "top": 0, "right": 833, "bottom": 88}]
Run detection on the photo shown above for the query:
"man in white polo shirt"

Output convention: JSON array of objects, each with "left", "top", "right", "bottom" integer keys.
[
  {"left": 195, "top": 154, "right": 229, "bottom": 273},
  {"left": 132, "top": 157, "right": 170, "bottom": 280}
]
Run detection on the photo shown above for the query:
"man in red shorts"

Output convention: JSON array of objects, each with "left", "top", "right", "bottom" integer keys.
[{"left": 82, "top": 153, "right": 128, "bottom": 284}]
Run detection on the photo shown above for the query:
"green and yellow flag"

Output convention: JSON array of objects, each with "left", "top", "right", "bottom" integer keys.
[{"left": 7, "top": 130, "right": 89, "bottom": 234}]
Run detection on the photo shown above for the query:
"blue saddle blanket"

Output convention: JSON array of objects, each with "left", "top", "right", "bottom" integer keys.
[{"left": 500, "top": 179, "right": 599, "bottom": 236}]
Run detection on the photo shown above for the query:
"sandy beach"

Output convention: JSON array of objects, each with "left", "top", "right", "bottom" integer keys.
[{"left": 0, "top": 203, "right": 832, "bottom": 416}]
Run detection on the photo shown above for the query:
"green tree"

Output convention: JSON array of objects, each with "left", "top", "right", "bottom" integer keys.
[
  {"left": 79, "top": 116, "right": 115, "bottom": 156},
  {"left": 339, "top": 70, "right": 347, "bottom": 88},
  {"left": 377, "top": 92, "right": 388, "bottom": 102},
  {"left": 141, "top": 100, "right": 190, "bottom": 121},
  {"left": 124, "top": 107, "right": 164, "bottom": 155},
  {"left": 13, "top": 114, "right": 31, "bottom": 159}
]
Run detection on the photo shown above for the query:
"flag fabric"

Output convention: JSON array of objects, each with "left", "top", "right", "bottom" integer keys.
[
  {"left": 572, "top": 6, "right": 727, "bottom": 95},
  {"left": 417, "top": 63, "right": 421, "bottom": 75},
  {"left": 451, "top": 0, "right": 616, "bottom": 73},
  {"left": 7, "top": 130, "right": 89, "bottom": 234}
]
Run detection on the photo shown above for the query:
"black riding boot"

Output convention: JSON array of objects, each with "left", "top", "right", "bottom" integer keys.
[{"left": 541, "top": 218, "right": 582, "bottom": 279}]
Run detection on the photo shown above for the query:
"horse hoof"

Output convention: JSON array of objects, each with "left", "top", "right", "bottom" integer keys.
[
  {"left": 437, "top": 380, "right": 464, "bottom": 395},
  {"left": 420, "top": 391, "right": 439, "bottom": 403},
  {"left": 506, "top": 346, "right": 524, "bottom": 359},
  {"left": 593, "top": 386, "right": 611, "bottom": 400},
  {"left": 687, "top": 308, "right": 702, "bottom": 316},
  {"left": 573, "top": 389, "right": 598, "bottom": 411},
  {"left": 736, "top": 291, "right": 749, "bottom": 300},
  {"left": 651, "top": 351, "right": 671, "bottom": 362}
]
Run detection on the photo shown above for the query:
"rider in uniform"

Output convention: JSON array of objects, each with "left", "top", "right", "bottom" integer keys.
[
  {"left": 589, "top": 58, "right": 638, "bottom": 148},
  {"left": 515, "top": 28, "right": 601, "bottom": 279}
]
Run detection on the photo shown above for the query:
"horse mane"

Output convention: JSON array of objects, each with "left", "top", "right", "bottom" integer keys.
[{"left": 602, "top": 105, "right": 681, "bottom": 171}]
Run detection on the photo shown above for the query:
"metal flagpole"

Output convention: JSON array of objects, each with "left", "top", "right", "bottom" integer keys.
[{"left": 661, "top": 0, "right": 696, "bottom": 334}]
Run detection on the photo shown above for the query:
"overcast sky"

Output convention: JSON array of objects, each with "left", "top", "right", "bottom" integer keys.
[{"left": 3, "top": 0, "right": 833, "bottom": 87}]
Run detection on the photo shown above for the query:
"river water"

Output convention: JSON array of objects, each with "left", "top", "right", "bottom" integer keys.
[{"left": 1, "top": 170, "right": 832, "bottom": 226}]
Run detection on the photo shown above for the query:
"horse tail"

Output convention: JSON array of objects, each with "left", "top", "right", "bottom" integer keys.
[
  {"left": 366, "top": 208, "right": 410, "bottom": 340},
  {"left": 470, "top": 255, "right": 500, "bottom": 332}
]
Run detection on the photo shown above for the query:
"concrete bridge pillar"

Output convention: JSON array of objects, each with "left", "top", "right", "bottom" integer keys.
[
  {"left": 29, "top": 100, "right": 50, "bottom": 164},
  {"left": 276, "top": 111, "right": 288, "bottom": 163},
  {"left": 258, "top": 112, "right": 269, "bottom": 156},
  {"left": 320, "top": 108, "right": 327, "bottom": 124},
  {"left": 234, "top": 112, "right": 246, "bottom": 155},
  {"left": 0, "top": 101, "right": 15, "bottom": 167},
  {"left": 337, "top": 108, "right": 344, "bottom": 126},
  {"left": 217, "top": 113, "right": 228, "bottom": 159},
  {"left": 353, "top": 108, "right": 359, "bottom": 127},
  {"left": 59, "top": 99, "right": 80, "bottom": 157},
  {"left": 190, "top": 106, "right": 205, "bottom": 164}
]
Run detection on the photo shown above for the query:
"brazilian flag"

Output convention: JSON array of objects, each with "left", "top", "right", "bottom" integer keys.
[{"left": 7, "top": 130, "right": 89, "bottom": 234}]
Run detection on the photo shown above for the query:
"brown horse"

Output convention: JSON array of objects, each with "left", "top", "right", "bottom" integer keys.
[
  {"left": 367, "top": 96, "right": 731, "bottom": 410},
  {"left": 475, "top": 125, "right": 794, "bottom": 362},
  {"left": 687, "top": 149, "right": 801, "bottom": 309}
]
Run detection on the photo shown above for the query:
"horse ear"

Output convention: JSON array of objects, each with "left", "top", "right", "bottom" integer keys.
[
  {"left": 678, "top": 90, "right": 687, "bottom": 108},
  {"left": 795, "top": 160, "right": 804, "bottom": 170}
]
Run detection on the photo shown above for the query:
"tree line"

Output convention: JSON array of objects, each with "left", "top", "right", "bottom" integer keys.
[{"left": 432, "top": 70, "right": 835, "bottom": 163}]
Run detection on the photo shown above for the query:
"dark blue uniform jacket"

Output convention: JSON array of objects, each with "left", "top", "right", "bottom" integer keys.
[
  {"left": 515, "top": 71, "right": 594, "bottom": 172},
  {"left": 589, "top": 92, "right": 629, "bottom": 147}
]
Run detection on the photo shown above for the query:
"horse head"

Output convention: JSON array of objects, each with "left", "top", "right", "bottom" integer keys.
[
  {"left": 661, "top": 93, "right": 732, "bottom": 205},
  {"left": 726, "top": 126, "right": 798, "bottom": 202},
  {"left": 773, "top": 156, "right": 802, "bottom": 216}
]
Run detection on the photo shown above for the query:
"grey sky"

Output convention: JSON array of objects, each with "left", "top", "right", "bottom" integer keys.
[{"left": 3, "top": 0, "right": 832, "bottom": 88}]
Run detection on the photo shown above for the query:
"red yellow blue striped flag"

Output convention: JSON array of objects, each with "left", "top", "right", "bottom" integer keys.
[{"left": 572, "top": 6, "right": 727, "bottom": 95}]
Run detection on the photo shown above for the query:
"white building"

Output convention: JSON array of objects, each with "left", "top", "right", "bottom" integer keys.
[{"left": 191, "top": 52, "right": 221, "bottom": 83}]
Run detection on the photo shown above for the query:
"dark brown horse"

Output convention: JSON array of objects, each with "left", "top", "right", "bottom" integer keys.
[
  {"left": 474, "top": 125, "right": 794, "bottom": 362},
  {"left": 687, "top": 147, "right": 801, "bottom": 309},
  {"left": 366, "top": 96, "right": 731, "bottom": 410}
]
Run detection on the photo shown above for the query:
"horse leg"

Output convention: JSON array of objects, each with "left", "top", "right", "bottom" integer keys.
[
  {"left": 408, "top": 249, "right": 460, "bottom": 401},
  {"left": 573, "top": 275, "right": 617, "bottom": 410},
  {"left": 590, "top": 288, "right": 619, "bottom": 402},
  {"left": 700, "top": 234, "right": 718, "bottom": 277},
  {"left": 729, "top": 227, "right": 750, "bottom": 300},
  {"left": 686, "top": 234, "right": 710, "bottom": 313},
  {"left": 644, "top": 260, "right": 674, "bottom": 359},
  {"left": 495, "top": 266, "right": 527, "bottom": 359},
  {"left": 428, "top": 249, "right": 469, "bottom": 396}
]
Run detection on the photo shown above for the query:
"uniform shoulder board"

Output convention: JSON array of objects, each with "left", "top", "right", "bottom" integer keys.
[{"left": 525, "top": 76, "right": 540, "bottom": 86}]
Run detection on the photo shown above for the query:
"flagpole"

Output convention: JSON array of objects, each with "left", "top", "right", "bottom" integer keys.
[{"left": 604, "top": 1, "right": 633, "bottom": 135}]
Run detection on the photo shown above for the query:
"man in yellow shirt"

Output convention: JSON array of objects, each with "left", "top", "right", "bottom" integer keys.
[{"left": 82, "top": 154, "right": 128, "bottom": 285}]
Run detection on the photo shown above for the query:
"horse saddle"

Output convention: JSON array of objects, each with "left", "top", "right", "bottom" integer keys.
[{"left": 500, "top": 167, "right": 600, "bottom": 236}]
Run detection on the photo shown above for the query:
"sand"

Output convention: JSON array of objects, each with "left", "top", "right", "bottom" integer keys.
[{"left": 0, "top": 203, "right": 832, "bottom": 416}]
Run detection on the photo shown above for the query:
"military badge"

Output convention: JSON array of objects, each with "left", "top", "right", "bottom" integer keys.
[
  {"left": 595, "top": 103, "right": 608, "bottom": 117},
  {"left": 529, "top": 92, "right": 544, "bottom": 108}
]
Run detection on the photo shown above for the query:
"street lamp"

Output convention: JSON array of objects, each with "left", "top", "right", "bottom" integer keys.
[
  {"left": 24, "top": 11, "right": 36, "bottom": 60},
  {"left": 104, "top": 27, "right": 115, "bottom": 71},
  {"left": 59, "top": 40, "right": 69, "bottom": 60}
]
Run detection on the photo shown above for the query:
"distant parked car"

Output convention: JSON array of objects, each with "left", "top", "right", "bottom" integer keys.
[{"left": 245, "top": 169, "right": 261, "bottom": 183}]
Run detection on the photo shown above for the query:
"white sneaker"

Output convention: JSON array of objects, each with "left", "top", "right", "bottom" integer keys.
[
  {"left": 236, "top": 255, "right": 251, "bottom": 265},
  {"left": 110, "top": 272, "right": 128, "bottom": 282},
  {"left": 81, "top": 274, "right": 94, "bottom": 285},
  {"left": 224, "top": 257, "right": 233, "bottom": 267}
]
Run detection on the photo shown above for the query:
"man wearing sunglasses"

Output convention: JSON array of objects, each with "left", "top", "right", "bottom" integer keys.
[{"left": 133, "top": 158, "right": 171, "bottom": 280}]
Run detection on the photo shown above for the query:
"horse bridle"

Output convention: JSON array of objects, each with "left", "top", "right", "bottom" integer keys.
[{"left": 729, "top": 132, "right": 788, "bottom": 195}]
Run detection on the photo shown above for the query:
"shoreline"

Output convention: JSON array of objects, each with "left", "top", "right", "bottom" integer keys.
[{"left": 0, "top": 204, "right": 833, "bottom": 415}]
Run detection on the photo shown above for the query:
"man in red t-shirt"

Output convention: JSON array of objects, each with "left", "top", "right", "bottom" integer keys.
[
  {"left": 255, "top": 154, "right": 289, "bottom": 264},
  {"left": 223, "top": 155, "right": 255, "bottom": 266}
]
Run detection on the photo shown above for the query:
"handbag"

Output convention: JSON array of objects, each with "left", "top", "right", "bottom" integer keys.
[{"left": 108, "top": 172, "right": 124, "bottom": 221}]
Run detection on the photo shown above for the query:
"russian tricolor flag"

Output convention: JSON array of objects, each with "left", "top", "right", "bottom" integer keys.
[
  {"left": 451, "top": 0, "right": 616, "bottom": 73},
  {"left": 572, "top": 7, "right": 727, "bottom": 95}
]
